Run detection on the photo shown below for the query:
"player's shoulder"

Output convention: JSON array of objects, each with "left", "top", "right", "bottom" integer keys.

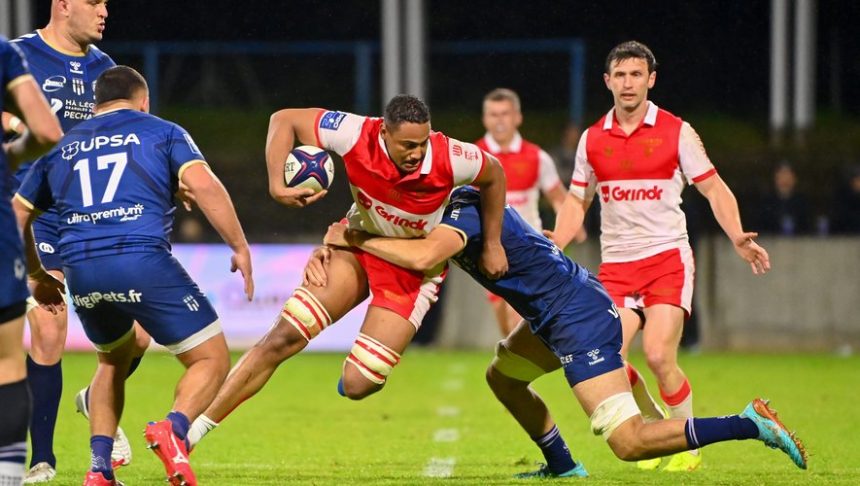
[
  {"left": 518, "top": 138, "right": 544, "bottom": 154},
  {"left": 86, "top": 44, "right": 115, "bottom": 66},
  {"left": 10, "top": 31, "right": 38, "bottom": 47}
]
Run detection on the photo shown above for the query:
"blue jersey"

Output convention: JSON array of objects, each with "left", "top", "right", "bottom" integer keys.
[
  {"left": 1, "top": 37, "right": 31, "bottom": 308},
  {"left": 15, "top": 109, "right": 207, "bottom": 265},
  {"left": 440, "top": 187, "right": 593, "bottom": 332},
  {"left": 11, "top": 31, "right": 114, "bottom": 185}
]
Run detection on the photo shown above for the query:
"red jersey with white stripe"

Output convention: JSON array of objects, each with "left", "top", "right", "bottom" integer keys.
[
  {"left": 569, "top": 102, "right": 716, "bottom": 262},
  {"left": 475, "top": 132, "right": 561, "bottom": 230},
  {"left": 314, "top": 110, "right": 486, "bottom": 238}
]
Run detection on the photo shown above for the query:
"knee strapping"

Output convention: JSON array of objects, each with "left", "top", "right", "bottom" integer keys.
[
  {"left": 281, "top": 287, "right": 332, "bottom": 341},
  {"left": 589, "top": 392, "right": 640, "bottom": 440},
  {"left": 345, "top": 333, "right": 401, "bottom": 385},
  {"left": 490, "top": 340, "right": 547, "bottom": 383}
]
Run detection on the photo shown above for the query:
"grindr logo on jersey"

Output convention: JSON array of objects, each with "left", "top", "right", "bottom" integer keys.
[{"left": 61, "top": 134, "right": 141, "bottom": 160}]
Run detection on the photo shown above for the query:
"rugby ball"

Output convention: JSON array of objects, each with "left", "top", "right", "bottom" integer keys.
[{"left": 284, "top": 145, "right": 334, "bottom": 193}]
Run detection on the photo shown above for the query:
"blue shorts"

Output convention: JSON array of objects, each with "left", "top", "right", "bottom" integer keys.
[
  {"left": 32, "top": 211, "right": 63, "bottom": 272},
  {"left": 535, "top": 274, "right": 624, "bottom": 387},
  {"left": 0, "top": 218, "right": 28, "bottom": 311},
  {"left": 65, "top": 251, "right": 220, "bottom": 354}
]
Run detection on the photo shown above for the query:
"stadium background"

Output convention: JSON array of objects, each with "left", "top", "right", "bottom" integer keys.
[
  {"left": 3, "top": 1, "right": 860, "bottom": 484},
  {"left": 7, "top": 0, "right": 858, "bottom": 353}
]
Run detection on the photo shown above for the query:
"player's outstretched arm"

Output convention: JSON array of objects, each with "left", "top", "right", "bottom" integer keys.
[
  {"left": 265, "top": 108, "right": 328, "bottom": 208},
  {"left": 472, "top": 153, "right": 508, "bottom": 279},
  {"left": 547, "top": 193, "right": 590, "bottom": 249},
  {"left": 4, "top": 77, "right": 62, "bottom": 168},
  {"left": 324, "top": 222, "right": 465, "bottom": 273},
  {"left": 11, "top": 197, "right": 65, "bottom": 314},
  {"left": 695, "top": 174, "right": 770, "bottom": 275},
  {"left": 181, "top": 163, "right": 255, "bottom": 299}
]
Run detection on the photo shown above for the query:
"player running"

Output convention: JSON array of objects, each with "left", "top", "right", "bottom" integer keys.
[
  {"left": 184, "top": 95, "right": 507, "bottom": 447},
  {"left": 320, "top": 186, "right": 806, "bottom": 478},
  {"left": 14, "top": 66, "right": 254, "bottom": 486},
  {"left": 475, "top": 88, "right": 575, "bottom": 335},
  {"left": 0, "top": 35, "right": 63, "bottom": 486},
  {"left": 548, "top": 41, "right": 771, "bottom": 472},
  {"left": 5, "top": 2, "right": 146, "bottom": 480}
]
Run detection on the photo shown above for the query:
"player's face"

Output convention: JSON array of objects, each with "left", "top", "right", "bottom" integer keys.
[
  {"left": 381, "top": 122, "right": 431, "bottom": 173},
  {"left": 604, "top": 57, "right": 656, "bottom": 113},
  {"left": 482, "top": 99, "right": 522, "bottom": 143},
  {"left": 66, "top": 0, "right": 109, "bottom": 45}
]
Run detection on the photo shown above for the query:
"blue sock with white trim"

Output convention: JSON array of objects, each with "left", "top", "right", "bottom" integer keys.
[
  {"left": 684, "top": 416, "right": 759, "bottom": 449},
  {"left": 532, "top": 425, "right": 576, "bottom": 475},
  {"left": 90, "top": 435, "right": 114, "bottom": 479}
]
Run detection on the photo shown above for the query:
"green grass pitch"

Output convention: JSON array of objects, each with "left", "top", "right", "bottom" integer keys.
[{"left": 44, "top": 350, "right": 859, "bottom": 485}]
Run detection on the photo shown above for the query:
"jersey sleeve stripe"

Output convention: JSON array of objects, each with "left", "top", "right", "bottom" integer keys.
[
  {"left": 313, "top": 109, "right": 324, "bottom": 148},
  {"left": 691, "top": 168, "right": 717, "bottom": 183},
  {"left": 5, "top": 73, "right": 33, "bottom": 91},
  {"left": 13, "top": 193, "right": 36, "bottom": 211},
  {"left": 570, "top": 179, "right": 588, "bottom": 187},
  {"left": 437, "top": 224, "right": 468, "bottom": 248},
  {"left": 177, "top": 159, "right": 208, "bottom": 180}
]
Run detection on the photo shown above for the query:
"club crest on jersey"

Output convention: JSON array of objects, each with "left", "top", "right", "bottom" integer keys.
[
  {"left": 319, "top": 111, "right": 347, "bottom": 131},
  {"left": 42, "top": 75, "right": 67, "bottom": 92},
  {"left": 69, "top": 61, "right": 83, "bottom": 74},
  {"left": 72, "top": 78, "right": 85, "bottom": 96}
]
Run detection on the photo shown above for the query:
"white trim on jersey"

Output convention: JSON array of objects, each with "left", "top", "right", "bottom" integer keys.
[
  {"left": 678, "top": 122, "right": 716, "bottom": 184},
  {"left": 481, "top": 131, "right": 523, "bottom": 153},
  {"left": 317, "top": 112, "right": 365, "bottom": 156},
  {"left": 602, "top": 101, "right": 659, "bottom": 131},
  {"left": 537, "top": 148, "right": 563, "bottom": 192},
  {"left": 448, "top": 139, "right": 485, "bottom": 186}
]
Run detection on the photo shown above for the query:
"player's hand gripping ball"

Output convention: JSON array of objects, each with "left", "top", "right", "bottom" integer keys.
[{"left": 284, "top": 145, "right": 335, "bottom": 193}]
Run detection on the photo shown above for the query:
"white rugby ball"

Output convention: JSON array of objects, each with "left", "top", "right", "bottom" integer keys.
[{"left": 284, "top": 145, "right": 334, "bottom": 193}]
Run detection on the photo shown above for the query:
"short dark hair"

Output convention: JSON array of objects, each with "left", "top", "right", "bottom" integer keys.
[
  {"left": 605, "top": 41, "right": 658, "bottom": 74},
  {"left": 383, "top": 94, "right": 430, "bottom": 130},
  {"left": 94, "top": 66, "right": 148, "bottom": 105}
]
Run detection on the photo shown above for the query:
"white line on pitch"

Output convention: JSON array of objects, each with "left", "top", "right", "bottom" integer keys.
[
  {"left": 433, "top": 428, "right": 460, "bottom": 442},
  {"left": 441, "top": 378, "right": 463, "bottom": 391},
  {"left": 423, "top": 457, "right": 456, "bottom": 478},
  {"left": 437, "top": 405, "right": 461, "bottom": 417}
]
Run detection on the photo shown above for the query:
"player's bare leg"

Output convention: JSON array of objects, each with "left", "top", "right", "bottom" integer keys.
[
  {"left": 491, "top": 300, "right": 523, "bottom": 336},
  {"left": 338, "top": 306, "right": 416, "bottom": 400},
  {"left": 188, "top": 248, "right": 368, "bottom": 447},
  {"left": 485, "top": 321, "right": 586, "bottom": 478},
  {"left": 172, "top": 334, "right": 231, "bottom": 419},
  {"left": 25, "top": 269, "right": 67, "bottom": 482},
  {"left": 640, "top": 303, "right": 699, "bottom": 471},
  {"left": 84, "top": 329, "right": 139, "bottom": 483},
  {"left": 618, "top": 307, "right": 667, "bottom": 469},
  {"left": 571, "top": 368, "right": 806, "bottom": 469}
]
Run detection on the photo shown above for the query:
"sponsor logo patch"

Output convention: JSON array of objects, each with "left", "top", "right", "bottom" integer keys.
[{"left": 319, "top": 111, "right": 348, "bottom": 130}]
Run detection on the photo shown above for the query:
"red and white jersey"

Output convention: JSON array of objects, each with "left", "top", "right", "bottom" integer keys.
[
  {"left": 475, "top": 132, "right": 562, "bottom": 230},
  {"left": 314, "top": 110, "right": 486, "bottom": 238},
  {"left": 569, "top": 102, "right": 716, "bottom": 262}
]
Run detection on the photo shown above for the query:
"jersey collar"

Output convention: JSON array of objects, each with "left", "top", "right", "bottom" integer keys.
[
  {"left": 36, "top": 29, "right": 89, "bottom": 57},
  {"left": 482, "top": 131, "right": 522, "bottom": 153},
  {"left": 603, "top": 101, "right": 659, "bottom": 131}
]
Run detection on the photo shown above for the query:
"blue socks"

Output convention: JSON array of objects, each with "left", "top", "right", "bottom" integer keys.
[
  {"left": 26, "top": 356, "right": 61, "bottom": 468},
  {"left": 167, "top": 411, "right": 191, "bottom": 445},
  {"left": 90, "top": 435, "right": 114, "bottom": 479},
  {"left": 532, "top": 425, "right": 576, "bottom": 475},
  {"left": 684, "top": 416, "right": 759, "bottom": 449},
  {"left": 0, "top": 379, "right": 31, "bottom": 474},
  {"left": 337, "top": 377, "right": 346, "bottom": 397}
]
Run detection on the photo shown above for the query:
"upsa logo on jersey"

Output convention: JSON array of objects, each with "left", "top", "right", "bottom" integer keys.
[
  {"left": 356, "top": 190, "right": 429, "bottom": 230},
  {"left": 601, "top": 185, "right": 664, "bottom": 203},
  {"left": 61, "top": 133, "right": 141, "bottom": 160}
]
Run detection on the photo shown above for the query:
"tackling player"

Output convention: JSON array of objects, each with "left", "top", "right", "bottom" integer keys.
[
  {"left": 476, "top": 88, "right": 575, "bottom": 335},
  {"left": 549, "top": 41, "right": 771, "bottom": 472},
  {"left": 321, "top": 186, "right": 806, "bottom": 478},
  {"left": 184, "top": 95, "right": 508, "bottom": 448},
  {"left": 6, "top": 2, "right": 144, "bottom": 481},
  {"left": 14, "top": 66, "right": 254, "bottom": 486},
  {"left": 0, "top": 35, "right": 63, "bottom": 486}
]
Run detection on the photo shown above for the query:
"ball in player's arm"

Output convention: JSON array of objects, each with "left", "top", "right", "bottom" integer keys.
[{"left": 319, "top": 187, "right": 806, "bottom": 478}]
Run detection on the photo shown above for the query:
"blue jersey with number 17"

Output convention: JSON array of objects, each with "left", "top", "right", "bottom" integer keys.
[
  {"left": 15, "top": 108, "right": 206, "bottom": 264},
  {"left": 439, "top": 186, "right": 594, "bottom": 333}
]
